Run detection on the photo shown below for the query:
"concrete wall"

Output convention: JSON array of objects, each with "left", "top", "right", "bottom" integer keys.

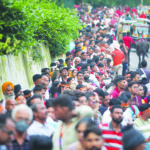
[{"left": 0, "top": 43, "right": 51, "bottom": 99}]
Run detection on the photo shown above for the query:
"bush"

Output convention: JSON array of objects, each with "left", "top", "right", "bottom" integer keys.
[{"left": 0, "top": 0, "right": 81, "bottom": 59}]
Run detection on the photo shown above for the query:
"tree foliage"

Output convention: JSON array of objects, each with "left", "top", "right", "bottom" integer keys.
[
  {"left": 75, "top": 0, "right": 150, "bottom": 7},
  {"left": 0, "top": 0, "right": 81, "bottom": 59}
]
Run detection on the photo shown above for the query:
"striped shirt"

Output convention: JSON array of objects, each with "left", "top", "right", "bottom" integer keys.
[{"left": 101, "top": 123, "right": 123, "bottom": 150}]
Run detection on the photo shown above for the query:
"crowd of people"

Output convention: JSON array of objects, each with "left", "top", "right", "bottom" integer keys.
[{"left": 0, "top": 3, "right": 150, "bottom": 150}]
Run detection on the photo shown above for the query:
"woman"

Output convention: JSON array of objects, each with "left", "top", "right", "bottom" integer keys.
[
  {"left": 49, "top": 81, "right": 60, "bottom": 98},
  {"left": 72, "top": 69, "right": 78, "bottom": 81},
  {"left": 67, "top": 117, "right": 96, "bottom": 150},
  {"left": 15, "top": 94, "right": 26, "bottom": 105},
  {"left": 51, "top": 70, "right": 60, "bottom": 83}
]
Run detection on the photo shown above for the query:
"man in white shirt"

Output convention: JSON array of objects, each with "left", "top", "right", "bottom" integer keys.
[
  {"left": 102, "top": 98, "right": 121, "bottom": 123},
  {"left": 41, "top": 74, "right": 50, "bottom": 99},
  {"left": 89, "top": 63, "right": 100, "bottom": 87},
  {"left": 27, "top": 103, "right": 55, "bottom": 137},
  {"left": 102, "top": 108, "right": 111, "bottom": 124}
]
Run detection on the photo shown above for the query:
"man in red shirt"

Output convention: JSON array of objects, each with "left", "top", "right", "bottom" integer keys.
[
  {"left": 101, "top": 105, "right": 123, "bottom": 150},
  {"left": 123, "top": 32, "right": 135, "bottom": 66},
  {"left": 111, "top": 41, "right": 125, "bottom": 76},
  {"left": 110, "top": 75, "right": 126, "bottom": 99}
]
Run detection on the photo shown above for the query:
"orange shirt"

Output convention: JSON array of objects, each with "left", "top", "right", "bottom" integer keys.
[{"left": 112, "top": 49, "right": 124, "bottom": 66}]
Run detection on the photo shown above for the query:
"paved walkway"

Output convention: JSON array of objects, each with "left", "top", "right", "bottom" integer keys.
[{"left": 129, "top": 48, "right": 150, "bottom": 70}]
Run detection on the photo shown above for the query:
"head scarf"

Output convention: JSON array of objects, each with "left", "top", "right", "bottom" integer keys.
[{"left": 1, "top": 81, "right": 14, "bottom": 94}]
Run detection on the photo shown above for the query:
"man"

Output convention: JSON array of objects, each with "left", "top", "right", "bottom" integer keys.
[
  {"left": 32, "top": 74, "right": 43, "bottom": 85},
  {"left": 27, "top": 102, "right": 54, "bottom": 137},
  {"left": 86, "top": 91, "right": 101, "bottom": 124},
  {"left": 50, "top": 62, "right": 57, "bottom": 78},
  {"left": 8, "top": 104, "right": 33, "bottom": 150},
  {"left": 128, "top": 81, "right": 142, "bottom": 108},
  {"left": 122, "top": 32, "right": 135, "bottom": 65},
  {"left": 134, "top": 103, "right": 150, "bottom": 149},
  {"left": 42, "top": 71, "right": 50, "bottom": 83},
  {"left": 54, "top": 81, "right": 69, "bottom": 96},
  {"left": 0, "top": 114, "right": 15, "bottom": 149},
  {"left": 66, "top": 51, "right": 73, "bottom": 60},
  {"left": 94, "top": 88, "right": 105, "bottom": 103},
  {"left": 70, "top": 71, "right": 90, "bottom": 90},
  {"left": 41, "top": 74, "right": 50, "bottom": 99},
  {"left": 75, "top": 48, "right": 82, "bottom": 57},
  {"left": 137, "top": 60, "right": 150, "bottom": 82},
  {"left": 33, "top": 84, "right": 46, "bottom": 100},
  {"left": 89, "top": 63, "right": 100, "bottom": 87},
  {"left": 46, "top": 100, "right": 56, "bottom": 121},
  {"left": 88, "top": 47, "right": 95, "bottom": 59},
  {"left": 83, "top": 127, "right": 106, "bottom": 150},
  {"left": 60, "top": 67, "right": 68, "bottom": 82},
  {"left": 83, "top": 69, "right": 95, "bottom": 85},
  {"left": 80, "top": 51, "right": 87, "bottom": 64},
  {"left": 14, "top": 84, "right": 23, "bottom": 96},
  {"left": 110, "top": 75, "right": 126, "bottom": 98},
  {"left": 5, "top": 99, "right": 16, "bottom": 117},
  {"left": 102, "top": 98, "right": 122, "bottom": 124},
  {"left": 27, "top": 94, "right": 43, "bottom": 107},
  {"left": 76, "top": 84, "right": 87, "bottom": 93},
  {"left": 117, "top": 23, "right": 123, "bottom": 41},
  {"left": 41, "top": 74, "right": 50, "bottom": 88},
  {"left": 45, "top": 100, "right": 59, "bottom": 129},
  {"left": 65, "top": 58, "right": 73, "bottom": 68},
  {"left": 130, "top": 71, "right": 140, "bottom": 82},
  {"left": 110, "top": 41, "right": 125, "bottom": 76},
  {"left": 23, "top": 90, "right": 32, "bottom": 100},
  {"left": 77, "top": 71, "right": 85, "bottom": 85},
  {"left": 123, "top": 125, "right": 146, "bottom": 150},
  {"left": 76, "top": 92, "right": 88, "bottom": 106},
  {"left": 52, "top": 94, "right": 93, "bottom": 150},
  {"left": 1, "top": 81, "right": 15, "bottom": 100},
  {"left": 99, "top": 92, "right": 110, "bottom": 115},
  {"left": 119, "top": 40, "right": 128, "bottom": 75},
  {"left": 9, "top": 104, "right": 52, "bottom": 150},
  {"left": 41, "top": 68, "right": 50, "bottom": 75},
  {"left": 86, "top": 92, "right": 97, "bottom": 110},
  {"left": 101, "top": 105, "right": 123, "bottom": 150},
  {"left": 119, "top": 91, "right": 139, "bottom": 125},
  {"left": 11, "top": 104, "right": 33, "bottom": 125},
  {"left": 97, "top": 62, "right": 104, "bottom": 72},
  {"left": 74, "top": 57, "right": 81, "bottom": 68},
  {"left": 1, "top": 82, "right": 15, "bottom": 113}
]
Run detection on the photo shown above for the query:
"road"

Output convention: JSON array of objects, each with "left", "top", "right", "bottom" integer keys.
[{"left": 129, "top": 49, "right": 150, "bottom": 71}]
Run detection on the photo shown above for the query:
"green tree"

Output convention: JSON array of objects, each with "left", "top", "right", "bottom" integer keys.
[{"left": 0, "top": 0, "right": 81, "bottom": 59}]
